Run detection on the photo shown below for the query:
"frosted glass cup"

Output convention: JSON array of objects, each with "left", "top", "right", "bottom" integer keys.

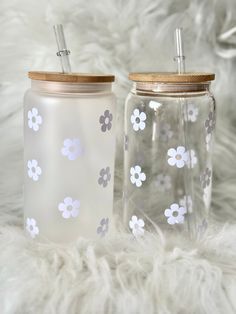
[
  {"left": 24, "top": 72, "right": 116, "bottom": 243},
  {"left": 123, "top": 72, "right": 215, "bottom": 239}
]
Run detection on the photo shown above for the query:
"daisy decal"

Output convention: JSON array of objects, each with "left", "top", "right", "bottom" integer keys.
[
  {"left": 179, "top": 195, "right": 193, "bottom": 213},
  {"left": 164, "top": 203, "right": 187, "bottom": 225},
  {"left": 200, "top": 168, "right": 212, "bottom": 189},
  {"left": 129, "top": 215, "right": 145, "bottom": 237},
  {"left": 186, "top": 149, "right": 198, "bottom": 169},
  {"left": 130, "top": 165, "right": 146, "bottom": 187},
  {"left": 61, "top": 138, "right": 82, "bottom": 161},
  {"left": 26, "top": 218, "right": 39, "bottom": 238},
  {"left": 205, "top": 133, "right": 212, "bottom": 152},
  {"left": 159, "top": 123, "right": 173, "bottom": 142},
  {"left": 130, "top": 109, "right": 147, "bottom": 131},
  {"left": 27, "top": 159, "right": 42, "bottom": 181},
  {"left": 58, "top": 197, "right": 80, "bottom": 219},
  {"left": 149, "top": 100, "right": 162, "bottom": 110},
  {"left": 205, "top": 111, "right": 216, "bottom": 134},
  {"left": 99, "top": 110, "right": 113, "bottom": 132},
  {"left": 28, "top": 107, "right": 42, "bottom": 132},
  {"left": 184, "top": 104, "right": 199, "bottom": 122},
  {"left": 155, "top": 174, "right": 171, "bottom": 191},
  {"left": 98, "top": 167, "right": 111, "bottom": 188},
  {"left": 97, "top": 218, "right": 109, "bottom": 237},
  {"left": 167, "top": 146, "right": 188, "bottom": 168}
]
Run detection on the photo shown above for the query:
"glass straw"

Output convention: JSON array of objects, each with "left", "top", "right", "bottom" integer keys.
[
  {"left": 53, "top": 24, "right": 71, "bottom": 73},
  {"left": 174, "top": 28, "right": 195, "bottom": 237},
  {"left": 174, "top": 28, "right": 185, "bottom": 74}
]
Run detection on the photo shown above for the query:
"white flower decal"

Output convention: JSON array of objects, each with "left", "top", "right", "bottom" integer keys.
[
  {"left": 203, "top": 187, "right": 211, "bottom": 207},
  {"left": 58, "top": 197, "right": 80, "bottom": 219},
  {"left": 155, "top": 174, "right": 171, "bottom": 191},
  {"left": 131, "top": 109, "right": 146, "bottom": 131},
  {"left": 97, "top": 218, "right": 109, "bottom": 237},
  {"left": 27, "top": 159, "right": 42, "bottom": 181},
  {"left": 28, "top": 108, "right": 42, "bottom": 131},
  {"left": 129, "top": 215, "right": 145, "bottom": 237},
  {"left": 130, "top": 165, "right": 146, "bottom": 187},
  {"left": 61, "top": 138, "right": 82, "bottom": 161},
  {"left": 205, "top": 133, "right": 212, "bottom": 152},
  {"left": 26, "top": 218, "right": 39, "bottom": 238},
  {"left": 184, "top": 104, "right": 198, "bottom": 122},
  {"left": 149, "top": 100, "right": 162, "bottom": 110},
  {"left": 164, "top": 203, "right": 187, "bottom": 225},
  {"left": 160, "top": 123, "right": 173, "bottom": 142},
  {"left": 167, "top": 146, "right": 188, "bottom": 168},
  {"left": 179, "top": 195, "right": 193, "bottom": 213},
  {"left": 186, "top": 149, "right": 198, "bottom": 168}
]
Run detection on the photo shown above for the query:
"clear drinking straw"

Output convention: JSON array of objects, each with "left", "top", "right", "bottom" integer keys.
[
  {"left": 174, "top": 28, "right": 195, "bottom": 236},
  {"left": 53, "top": 24, "right": 71, "bottom": 73},
  {"left": 174, "top": 28, "right": 186, "bottom": 74}
]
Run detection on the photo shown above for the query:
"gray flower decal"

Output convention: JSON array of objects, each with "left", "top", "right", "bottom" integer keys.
[
  {"left": 200, "top": 167, "right": 212, "bottom": 188},
  {"left": 205, "top": 111, "right": 216, "bottom": 134},
  {"left": 98, "top": 167, "right": 111, "bottom": 187},
  {"left": 99, "top": 110, "right": 113, "bottom": 132},
  {"left": 97, "top": 218, "right": 109, "bottom": 237}
]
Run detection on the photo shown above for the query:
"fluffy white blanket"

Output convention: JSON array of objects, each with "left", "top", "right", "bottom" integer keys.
[{"left": 0, "top": 0, "right": 236, "bottom": 313}]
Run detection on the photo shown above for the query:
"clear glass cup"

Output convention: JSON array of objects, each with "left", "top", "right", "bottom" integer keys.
[
  {"left": 123, "top": 72, "right": 215, "bottom": 239},
  {"left": 24, "top": 72, "right": 116, "bottom": 243}
]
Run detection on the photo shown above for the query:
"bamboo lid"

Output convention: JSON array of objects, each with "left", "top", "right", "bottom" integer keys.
[
  {"left": 28, "top": 71, "right": 115, "bottom": 83},
  {"left": 129, "top": 72, "right": 215, "bottom": 83}
]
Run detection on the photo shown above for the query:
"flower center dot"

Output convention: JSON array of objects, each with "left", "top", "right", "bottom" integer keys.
[
  {"left": 31, "top": 167, "right": 36, "bottom": 173},
  {"left": 134, "top": 173, "right": 139, "bottom": 179},
  {"left": 103, "top": 174, "right": 108, "bottom": 180},
  {"left": 67, "top": 205, "right": 73, "bottom": 211},
  {"left": 32, "top": 117, "right": 36, "bottom": 123},
  {"left": 172, "top": 211, "right": 178, "bottom": 217},
  {"left": 135, "top": 117, "right": 140, "bottom": 123},
  {"left": 189, "top": 110, "right": 193, "bottom": 115},
  {"left": 105, "top": 117, "right": 110, "bottom": 124},
  {"left": 176, "top": 154, "right": 182, "bottom": 160},
  {"left": 30, "top": 225, "right": 34, "bottom": 231},
  {"left": 134, "top": 223, "right": 139, "bottom": 229}
]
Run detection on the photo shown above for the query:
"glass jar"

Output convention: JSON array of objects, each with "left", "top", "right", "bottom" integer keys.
[
  {"left": 24, "top": 71, "right": 116, "bottom": 243},
  {"left": 123, "top": 72, "right": 215, "bottom": 238}
]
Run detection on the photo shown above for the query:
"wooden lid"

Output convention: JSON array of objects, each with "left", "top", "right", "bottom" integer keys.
[
  {"left": 28, "top": 71, "right": 115, "bottom": 83},
  {"left": 129, "top": 72, "right": 215, "bottom": 83}
]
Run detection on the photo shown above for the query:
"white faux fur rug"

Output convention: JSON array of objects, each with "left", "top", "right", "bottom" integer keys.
[{"left": 1, "top": 0, "right": 236, "bottom": 313}]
